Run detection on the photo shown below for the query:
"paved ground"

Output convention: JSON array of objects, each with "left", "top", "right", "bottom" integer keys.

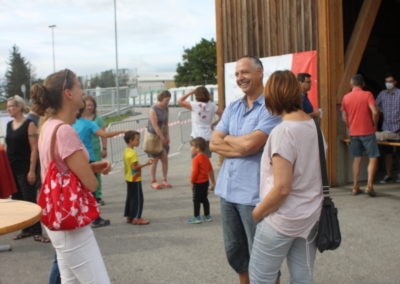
[{"left": 1, "top": 107, "right": 400, "bottom": 283}]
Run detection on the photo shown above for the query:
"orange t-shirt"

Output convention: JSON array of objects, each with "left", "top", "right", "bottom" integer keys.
[
  {"left": 341, "top": 87, "right": 376, "bottom": 136},
  {"left": 191, "top": 153, "right": 213, "bottom": 184}
]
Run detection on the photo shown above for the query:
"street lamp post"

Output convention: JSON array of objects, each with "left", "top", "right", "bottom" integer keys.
[
  {"left": 113, "top": 0, "right": 120, "bottom": 115},
  {"left": 48, "top": 25, "right": 56, "bottom": 72}
]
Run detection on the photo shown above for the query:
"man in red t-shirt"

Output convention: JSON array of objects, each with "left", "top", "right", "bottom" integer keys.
[{"left": 341, "top": 74, "right": 379, "bottom": 197}]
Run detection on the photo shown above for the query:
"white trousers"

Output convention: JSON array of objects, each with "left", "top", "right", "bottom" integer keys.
[{"left": 45, "top": 225, "right": 111, "bottom": 284}]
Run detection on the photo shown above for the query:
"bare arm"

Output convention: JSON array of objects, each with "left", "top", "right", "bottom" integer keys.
[
  {"left": 211, "top": 108, "right": 223, "bottom": 130},
  {"left": 100, "top": 126, "right": 107, "bottom": 158},
  {"left": 309, "top": 109, "right": 321, "bottom": 118},
  {"left": 90, "top": 160, "right": 112, "bottom": 175},
  {"left": 369, "top": 103, "right": 379, "bottom": 130},
  {"left": 131, "top": 159, "right": 153, "bottom": 171},
  {"left": 252, "top": 155, "right": 293, "bottom": 223},
  {"left": 341, "top": 110, "right": 348, "bottom": 126},
  {"left": 149, "top": 109, "right": 164, "bottom": 139},
  {"left": 208, "top": 169, "right": 216, "bottom": 190},
  {"left": 27, "top": 122, "right": 38, "bottom": 185},
  {"left": 95, "top": 128, "right": 125, "bottom": 138},
  {"left": 223, "top": 130, "right": 268, "bottom": 156},
  {"left": 65, "top": 150, "right": 98, "bottom": 192},
  {"left": 209, "top": 130, "right": 243, "bottom": 158},
  {"left": 178, "top": 90, "right": 194, "bottom": 110}
]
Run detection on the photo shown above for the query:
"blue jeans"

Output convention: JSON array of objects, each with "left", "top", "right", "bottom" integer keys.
[
  {"left": 49, "top": 255, "right": 61, "bottom": 284},
  {"left": 249, "top": 221, "right": 317, "bottom": 284},
  {"left": 220, "top": 198, "right": 256, "bottom": 274}
]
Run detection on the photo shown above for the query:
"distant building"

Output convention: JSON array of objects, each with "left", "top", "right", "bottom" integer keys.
[{"left": 137, "top": 72, "right": 176, "bottom": 92}]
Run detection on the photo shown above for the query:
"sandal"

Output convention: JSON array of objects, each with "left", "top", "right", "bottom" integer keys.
[
  {"left": 13, "top": 232, "right": 33, "bottom": 240},
  {"left": 151, "top": 182, "right": 162, "bottom": 190},
  {"left": 352, "top": 188, "right": 362, "bottom": 195},
  {"left": 366, "top": 187, "right": 376, "bottom": 197},
  {"left": 161, "top": 179, "right": 172, "bottom": 188},
  {"left": 33, "top": 235, "right": 51, "bottom": 243}
]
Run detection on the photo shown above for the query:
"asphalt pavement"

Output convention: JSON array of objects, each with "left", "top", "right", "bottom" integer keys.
[{"left": 1, "top": 107, "right": 400, "bottom": 283}]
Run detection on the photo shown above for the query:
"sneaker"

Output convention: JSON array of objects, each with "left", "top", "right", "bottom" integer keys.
[
  {"left": 203, "top": 215, "right": 213, "bottom": 222},
  {"left": 396, "top": 175, "right": 400, "bottom": 183},
  {"left": 380, "top": 175, "right": 392, "bottom": 184},
  {"left": 91, "top": 217, "right": 111, "bottom": 228},
  {"left": 187, "top": 216, "right": 202, "bottom": 224}
]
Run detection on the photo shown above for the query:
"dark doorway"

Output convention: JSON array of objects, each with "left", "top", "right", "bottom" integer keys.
[{"left": 343, "top": 0, "right": 400, "bottom": 97}]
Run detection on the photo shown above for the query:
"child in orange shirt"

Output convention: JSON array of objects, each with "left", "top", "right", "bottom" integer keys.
[{"left": 188, "top": 137, "right": 216, "bottom": 224}]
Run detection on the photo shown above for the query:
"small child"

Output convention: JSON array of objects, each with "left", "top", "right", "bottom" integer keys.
[
  {"left": 123, "top": 131, "right": 153, "bottom": 225},
  {"left": 188, "top": 137, "right": 216, "bottom": 224}
]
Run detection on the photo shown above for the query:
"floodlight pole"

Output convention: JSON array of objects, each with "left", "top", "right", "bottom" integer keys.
[
  {"left": 113, "top": 0, "right": 120, "bottom": 115},
  {"left": 48, "top": 25, "right": 56, "bottom": 72}
]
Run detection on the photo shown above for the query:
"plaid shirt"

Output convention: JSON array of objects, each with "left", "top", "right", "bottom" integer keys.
[{"left": 376, "top": 87, "right": 400, "bottom": 133}]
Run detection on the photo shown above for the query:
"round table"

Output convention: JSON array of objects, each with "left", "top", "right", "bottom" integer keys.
[
  {"left": 0, "top": 199, "right": 42, "bottom": 251},
  {"left": 0, "top": 199, "right": 42, "bottom": 235}
]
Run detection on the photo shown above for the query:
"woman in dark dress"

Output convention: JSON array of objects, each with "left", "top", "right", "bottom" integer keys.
[
  {"left": 147, "top": 90, "right": 172, "bottom": 189},
  {"left": 6, "top": 95, "right": 49, "bottom": 243}
]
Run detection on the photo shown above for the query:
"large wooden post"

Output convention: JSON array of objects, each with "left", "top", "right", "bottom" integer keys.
[
  {"left": 317, "top": 0, "right": 344, "bottom": 185},
  {"left": 215, "top": 0, "right": 225, "bottom": 109},
  {"left": 336, "top": 0, "right": 382, "bottom": 102}
]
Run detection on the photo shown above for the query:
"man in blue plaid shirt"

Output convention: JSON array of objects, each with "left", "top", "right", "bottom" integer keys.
[{"left": 376, "top": 74, "right": 400, "bottom": 183}]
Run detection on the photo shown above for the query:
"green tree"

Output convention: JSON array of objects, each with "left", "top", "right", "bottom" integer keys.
[
  {"left": 175, "top": 38, "right": 216, "bottom": 87},
  {"left": 89, "top": 69, "right": 130, "bottom": 88},
  {"left": 5, "top": 45, "right": 31, "bottom": 99}
]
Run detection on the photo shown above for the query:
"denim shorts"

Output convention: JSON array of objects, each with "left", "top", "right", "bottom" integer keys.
[
  {"left": 220, "top": 198, "right": 256, "bottom": 274},
  {"left": 350, "top": 134, "right": 380, "bottom": 158}
]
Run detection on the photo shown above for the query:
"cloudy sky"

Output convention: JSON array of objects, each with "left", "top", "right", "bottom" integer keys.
[{"left": 0, "top": 0, "right": 216, "bottom": 79}]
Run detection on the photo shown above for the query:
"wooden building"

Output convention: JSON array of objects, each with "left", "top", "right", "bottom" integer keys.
[{"left": 215, "top": 0, "right": 398, "bottom": 185}]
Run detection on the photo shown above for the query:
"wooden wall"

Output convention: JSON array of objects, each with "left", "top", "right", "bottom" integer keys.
[{"left": 216, "top": 0, "right": 317, "bottom": 107}]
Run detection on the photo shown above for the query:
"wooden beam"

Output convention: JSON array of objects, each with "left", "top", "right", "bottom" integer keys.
[
  {"left": 317, "top": 0, "right": 344, "bottom": 186},
  {"left": 336, "top": 0, "right": 382, "bottom": 102},
  {"left": 215, "top": 0, "right": 225, "bottom": 109}
]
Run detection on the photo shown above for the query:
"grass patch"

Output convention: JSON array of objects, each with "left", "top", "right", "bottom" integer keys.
[{"left": 103, "top": 113, "right": 131, "bottom": 126}]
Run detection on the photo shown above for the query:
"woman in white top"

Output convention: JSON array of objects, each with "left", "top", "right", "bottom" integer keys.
[
  {"left": 178, "top": 86, "right": 222, "bottom": 157},
  {"left": 249, "top": 70, "right": 323, "bottom": 284}
]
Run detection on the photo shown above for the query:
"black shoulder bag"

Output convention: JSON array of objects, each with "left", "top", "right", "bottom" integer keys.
[{"left": 314, "top": 120, "right": 342, "bottom": 253}]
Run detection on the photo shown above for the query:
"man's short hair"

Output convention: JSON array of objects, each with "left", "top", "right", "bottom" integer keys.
[
  {"left": 385, "top": 74, "right": 396, "bottom": 81},
  {"left": 351, "top": 74, "right": 364, "bottom": 87},
  {"left": 297, "top": 73, "right": 311, "bottom": 82},
  {"left": 238, "top": 55, "right": 263, "bottom": 70},
  {"left": 124, "top": 130, "right": 140, "bottom": 144},
  {"left": 190, "top": 137, "right": 207, "bottom": 152}
]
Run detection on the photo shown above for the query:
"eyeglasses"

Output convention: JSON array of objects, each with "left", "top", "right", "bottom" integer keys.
[{"left": 62, "top": 69, "right": 70, "bottom": 92}]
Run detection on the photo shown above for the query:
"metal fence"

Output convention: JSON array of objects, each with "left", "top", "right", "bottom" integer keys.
[
  {"left": 177, "top": 110, "right": 192, "bottom": 150},
  {"left": 84, "top": 86, "right": 137, "bottom": 116},
  {"left": 106, "top": 110, "right": 192, "bottom": 165},
  {"left": 106, "top": 118, "right": 149, "bottom": 164},
  {"left": 133, "top": 85, "right": 218, "bottom": 107}
]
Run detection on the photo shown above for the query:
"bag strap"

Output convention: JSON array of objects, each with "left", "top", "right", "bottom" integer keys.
[
  {"left": 50, "top": 123, "right": 67, "bottom": 161},
  {"left": 314, "top": 119, "right": 330, "bottom": 197}
]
